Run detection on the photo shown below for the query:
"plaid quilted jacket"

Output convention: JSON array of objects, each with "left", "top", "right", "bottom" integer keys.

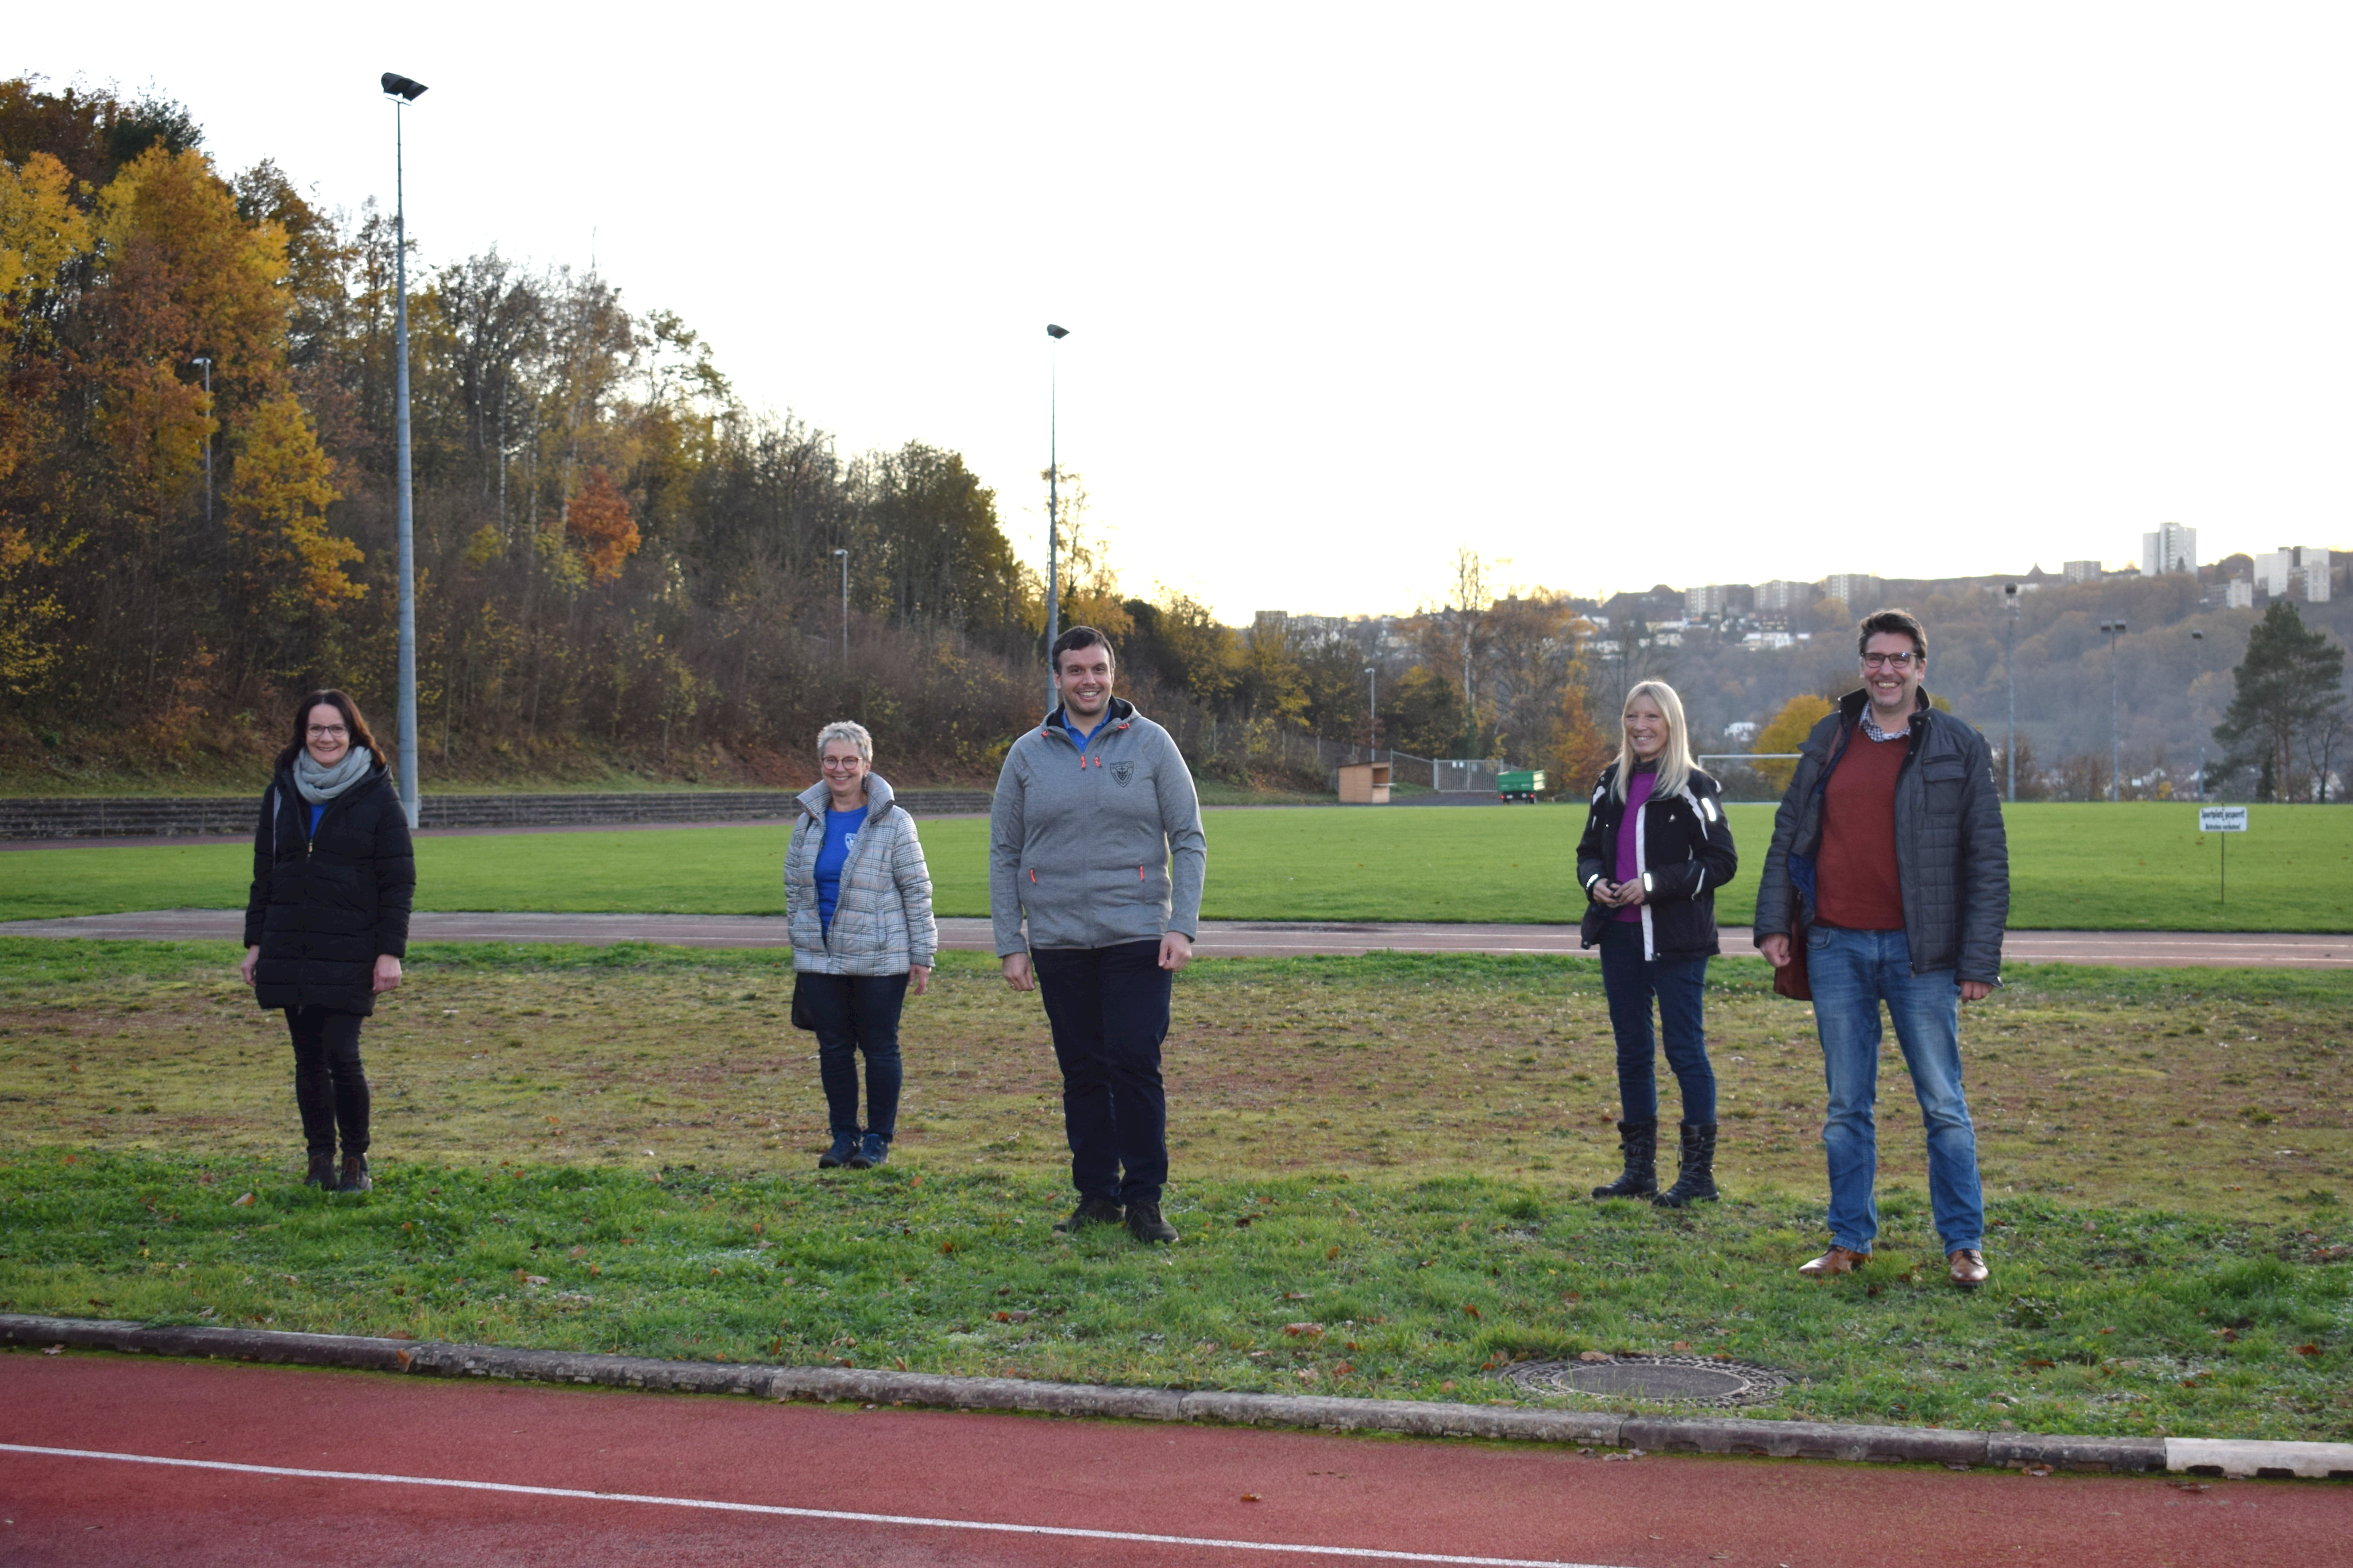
[{"left": 783, "top": 773, "right": 938, "bottom": 974}]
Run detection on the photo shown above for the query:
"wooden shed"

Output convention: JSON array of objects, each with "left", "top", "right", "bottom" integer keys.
[{"left": 1337, "top": 762, "right": 1392, "bottom": 804}]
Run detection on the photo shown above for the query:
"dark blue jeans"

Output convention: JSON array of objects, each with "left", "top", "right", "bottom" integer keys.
[
  {"left": 286, "top": 1006, "right": 368, "bottom": 1157},
  {"left": 800, "top": 972, "right": 907, "bottom": 1140},
  {"left": 1033, "top": 940, "right": 1171, "bottom": 1208},
  {"left": 1808, "top": 925, "right": 1984, "bottom": 1254},
  {"left": 1596, "top": 921, "right": 1716, "bottom": 1124}
]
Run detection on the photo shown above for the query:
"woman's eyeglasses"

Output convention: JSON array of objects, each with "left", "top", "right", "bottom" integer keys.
[{"left": 307, "top": 725, "right": 349, "bottom": 739}]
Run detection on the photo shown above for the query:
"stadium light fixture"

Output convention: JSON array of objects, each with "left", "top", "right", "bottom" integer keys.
[{"left": 1044, "top": 324, "right": 1069, "bottom": 707}]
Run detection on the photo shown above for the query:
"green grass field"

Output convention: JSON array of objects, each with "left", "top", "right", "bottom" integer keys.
[
  {"left": 2, "top": 802, "right": 2346, "bottom": 932},
  {"left": 2, "top": 941, "right": 2346, "bottom": 1439}
]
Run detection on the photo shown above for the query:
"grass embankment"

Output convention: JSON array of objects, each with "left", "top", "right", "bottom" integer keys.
[
  {"left": 1, "top": 940, "right": 2346, "bottom": 1439},
  {"left": 3, "top": 801, "right": 2348, "bottom": 931}
]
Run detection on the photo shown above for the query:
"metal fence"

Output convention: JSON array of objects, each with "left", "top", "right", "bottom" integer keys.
[{"left": 1433, "top": 759, "right": 1502, "bottom": 793}]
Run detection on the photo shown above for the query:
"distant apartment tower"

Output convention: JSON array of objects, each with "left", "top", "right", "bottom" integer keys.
[
  {"left": 1685, "top": 582, "right": 1742, "bottom": 619},
  {"left": 2141, "top": 522, "right": 2197, "bottom": 577},
  {"left": 2062, "top": 559, "right": 2101, "bottom": 584},
  {"left": 2225, "top": 578, "right": 2255, "bottom": 609},
  {"left": 1821, "top": 573, "right": 1879, "bottom": 609},
  {"left": 1755, "top": 578, "right": 1811, "bottom": 613},
  {"left": 2254, "top": 547, "right": 2333, "bottom": 603}
]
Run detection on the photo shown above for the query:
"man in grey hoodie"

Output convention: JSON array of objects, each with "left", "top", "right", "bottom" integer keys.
[{"left": 992, "top": 625, "right": 1207, "bottom": 1243}]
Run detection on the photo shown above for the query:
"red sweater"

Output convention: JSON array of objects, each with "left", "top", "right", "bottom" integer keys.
[{"left": 1816, "top": 729, "right": 1909, "bottom": 930}]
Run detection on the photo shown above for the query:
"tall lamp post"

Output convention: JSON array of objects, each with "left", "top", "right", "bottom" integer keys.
[
  {"left": 381, "top": 71, "right": 427, "bottom": 829},
  {"left": 832, "top": 548, "right": 849, "bottom": 663},
  {"left": 2099, "top": 617, "right": 2128, "bottom": 802},
  {"left": 191, "top": 357, "right": 213, "bottom": 523},
  {"left": 2190, "top": 628, "right": 2207, "bottom": 799},
  {"left": 2003, "top": 584, "right": 2018, "bottom": 801},
  {"left": 1363, "top": 665, "right": 1378, "bottom": 758},
  {"left": 1044, "top": 323, "right": 1068, "bottom": 704}
]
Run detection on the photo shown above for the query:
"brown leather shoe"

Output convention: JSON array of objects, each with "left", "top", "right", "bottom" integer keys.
[
  {"left": 1947, "top": 1248, "right": 1989, "bottom": 1287},
  {"left": 1797, "top": 1245, "right": 1870, "bottom": 1278}
]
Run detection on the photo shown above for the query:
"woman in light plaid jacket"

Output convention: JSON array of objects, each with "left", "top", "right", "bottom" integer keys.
[{"left": 784, "top": 720, "right": 938, "bottom": 1170}]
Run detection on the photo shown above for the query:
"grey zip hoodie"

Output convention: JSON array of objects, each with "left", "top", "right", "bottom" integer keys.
[{"left": 989, "top": 697, "right": 1207, "bottom": 955}]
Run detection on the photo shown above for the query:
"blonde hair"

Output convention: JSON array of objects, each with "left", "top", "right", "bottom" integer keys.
[
  {"left": 816, "top": 720, "right": 873, "bottom": 762},
  {"left": 1611, "top": 680, "right": 1695, "bottom": 802}
]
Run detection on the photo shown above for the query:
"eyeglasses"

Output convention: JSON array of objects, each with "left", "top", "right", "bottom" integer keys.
[
  {"left": 306, "top": 725, "right": 349, "bottom": 739},
  {"left": 820, "top": 756, "right": 864, "bottom": 769},
  {"left": 1861, "top": 652, "right": 1919, "bottom": 671}
]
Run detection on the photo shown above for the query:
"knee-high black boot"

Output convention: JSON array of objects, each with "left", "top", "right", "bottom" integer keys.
[
  {"left": 1591, "top": 1120, "right": 1658, "bottom": 1199},
  {"left": 1653, "top": 1122, "right": 1719, "bottom": 1207}
]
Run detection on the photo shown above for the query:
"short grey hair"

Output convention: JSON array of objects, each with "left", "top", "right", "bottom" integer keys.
[{"left": 816, "top": 720, "right": 873, "bottom": 762}]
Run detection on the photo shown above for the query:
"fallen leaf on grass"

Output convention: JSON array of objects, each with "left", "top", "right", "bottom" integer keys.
[
  {"left": 2295, "top": 1344, "right": 2320, "bottom": 1357},
  {"left": 42, "top": 1345, "right": 62, "bottom": 1356},
  {"left": 2024, "top": 1465, "right": 2052, "bottom": 1477},
  {"left": 1283, "top": 1323, "right": 1324, "bottom": 1337},
  {"left": 1579, "top": 1350, "right": 1611, "bottom": 1363},
  {"left": 231, "top": 1193, "right": 254, "bottom": 1208}
]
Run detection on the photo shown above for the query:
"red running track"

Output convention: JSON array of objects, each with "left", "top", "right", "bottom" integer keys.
[{"left": 0, "top": 1353, "right": 2342, "bottom": 1567}]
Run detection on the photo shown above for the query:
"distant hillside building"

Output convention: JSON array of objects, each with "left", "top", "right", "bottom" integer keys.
[
  {"left": 2142, "top": 522, "right": 2197, "bottom": 577},
  {"left": 2255, "top": 547, "right": 2333, "bottom": 603},
  {"left": 1755, "top": 578, "right": 1812, "bottom": 613},
  {"left": 2062, "top": 559, "right": 2101, "bottom": 584},
  {"left": 2225, "top": 578, "right": 2255, "bottom": 609},
  {"left": 1685, "top": 583, "right": 1734, "bottom": 619},
  {"left": 1822, "top": 573, "right": 1879, "bottom": 609}
]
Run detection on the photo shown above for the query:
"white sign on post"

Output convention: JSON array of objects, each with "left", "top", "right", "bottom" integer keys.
[{"left": 2198, "top": 806, "right": 2248, "bottom": 902}]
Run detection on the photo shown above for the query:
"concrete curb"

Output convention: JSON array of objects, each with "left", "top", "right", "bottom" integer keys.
[{"left": 3, "top": 1315, "right": 2344, "bottom": 1480}]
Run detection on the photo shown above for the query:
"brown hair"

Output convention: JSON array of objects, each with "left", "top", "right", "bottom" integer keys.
[
  {"left": 1855, "top": 608, "right": 1927, "bottom": 661},
  {"left": 275, "top": 689, "right": 383, "bottom": 771},
  {"left": 1051, "top": 624, "right": 1116, "bottom": 673}
]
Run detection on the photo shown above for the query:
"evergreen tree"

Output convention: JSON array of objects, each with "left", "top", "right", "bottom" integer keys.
[{"left": 2212, "top": 601, "right": 2346, "bottom": 801}]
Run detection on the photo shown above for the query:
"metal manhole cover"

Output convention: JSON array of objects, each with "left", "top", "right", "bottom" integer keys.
[{"left": 1502, "top": 1355, "right": 1790, "bottom": 1408}]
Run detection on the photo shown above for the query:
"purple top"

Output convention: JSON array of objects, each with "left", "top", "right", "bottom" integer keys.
[{"left": 1614, "top": 767, "right": 1656, "bottom": 922}]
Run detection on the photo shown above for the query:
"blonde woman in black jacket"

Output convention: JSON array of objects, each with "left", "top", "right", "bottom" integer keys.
[{"left": 1575, "top": 680, "right": 1738, "bottom": 1206}]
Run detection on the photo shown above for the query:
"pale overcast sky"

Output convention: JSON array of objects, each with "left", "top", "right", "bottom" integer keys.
[{"left": 19, "top": 4, "right": 2353, "bottom": 619}]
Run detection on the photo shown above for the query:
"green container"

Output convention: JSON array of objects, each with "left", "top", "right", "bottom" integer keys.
[{"left": 1496, "top": 769, "right": 1546, "bottom": 800}]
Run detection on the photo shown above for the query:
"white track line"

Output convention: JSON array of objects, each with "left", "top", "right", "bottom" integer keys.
[{"left": 0, "top": 1443, "right": 1630, "bottom": 1568}]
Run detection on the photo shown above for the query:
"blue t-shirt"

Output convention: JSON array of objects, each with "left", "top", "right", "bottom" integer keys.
[
  {"left": 815, "top": 806, "right": 866, "bottom": 929},
  {"left": 1061, "top": 712, "right": 1109, "bottom": 752},
  {"left": 308, "top": 803, "right": 327, "bottom": 839}
]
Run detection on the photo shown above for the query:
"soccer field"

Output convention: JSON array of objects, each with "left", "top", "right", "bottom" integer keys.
[{"left": 1, "top": 801, "right": 2346, "bottom": 932}]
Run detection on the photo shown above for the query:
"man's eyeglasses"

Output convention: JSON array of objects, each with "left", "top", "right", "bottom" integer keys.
[
  {"left": 1861, "top": 652, "right": 1919, "bottom": 671},
  {"left": 306, "top": 725, "right": 349, "bottom": 739}
]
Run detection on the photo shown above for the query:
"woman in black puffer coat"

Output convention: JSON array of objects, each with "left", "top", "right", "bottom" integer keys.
[
  {"left": 240, "top": 690, "right": 415, "bottom": 1192},
  {"left": 1575, "top": 679, "right": 1738, "bottom": 1208}
]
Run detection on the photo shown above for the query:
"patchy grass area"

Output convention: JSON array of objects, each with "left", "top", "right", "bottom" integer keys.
[
  {"left": 3, "top": 802, "right": 2348, "bottom": 932},
  {"left": 1, "top": 940, "right": 2348, "bottom": 1440}
]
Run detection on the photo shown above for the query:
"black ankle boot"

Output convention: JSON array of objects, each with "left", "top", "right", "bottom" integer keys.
[
  {"left": 304, "top": 1152, "right": 339, "bottom": 1191},
  {"left": 1591, "top": 1120, "right": 1658, "bottom": 1199},
  {"left": 1653, "top": 1122, "right": 1719, "bottom": 1208}
]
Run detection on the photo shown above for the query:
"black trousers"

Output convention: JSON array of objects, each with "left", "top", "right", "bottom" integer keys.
[
  {"left": 286, "top": 1006, "right": 369, "bottom": 1157},
  {"left": 799, "top": 972, "right": 907, "bottom": 1139},
  {"left": 1033, "top": 940, "right": 1171, "bottom": 1207}
]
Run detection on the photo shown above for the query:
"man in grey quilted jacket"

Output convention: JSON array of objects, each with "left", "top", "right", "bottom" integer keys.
[{"left": 992, "top": 625, "right": 1206, "bottom": 1243}]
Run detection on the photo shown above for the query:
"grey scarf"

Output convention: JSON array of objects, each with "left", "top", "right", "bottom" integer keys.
[{"left": 293, "top": 747, "right": 374, "bottom": 805}]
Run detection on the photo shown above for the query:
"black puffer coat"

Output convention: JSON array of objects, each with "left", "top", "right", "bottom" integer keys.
[
  {"left": 1575, "top": 763, "right": 1738, "bottom": 961},
  {"left": 242, "top": 760, "right": 416, "bottom": 1015},
  {"left": 1753, "top": 688, "right": 2009, "bottom": 983}
]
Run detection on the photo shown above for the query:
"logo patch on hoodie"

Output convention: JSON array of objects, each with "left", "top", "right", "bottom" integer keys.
[{"left": 1111, "top": 761, "right": 1136, "bottom": 787}]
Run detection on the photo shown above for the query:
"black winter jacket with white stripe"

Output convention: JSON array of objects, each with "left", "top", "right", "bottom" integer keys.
[{"left": 1574, "top": 763, "right": 1739, "bottom": 961}]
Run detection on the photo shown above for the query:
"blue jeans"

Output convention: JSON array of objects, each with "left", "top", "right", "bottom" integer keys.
[
  {"left": 1597, "top": 921, "right": 1715, "bottom": 1123},
  {"left": 1808, "top": 925, "right": 1984, "bottom": 1254},
  {"left": 800, "top": 972, "right": 907, "bottom": 1140}
]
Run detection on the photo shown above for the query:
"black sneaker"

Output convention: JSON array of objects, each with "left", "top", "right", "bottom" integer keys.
[
  {"left": 304, "top": 1152, "right": 339, "bottom": 1191},
  {"left": 819, "top": 1131, "right": 859, "bottom": 1169},
  {"left": 848, "top": 1132, "right": 888, "bottom": 1169},
  {"left": 338, "top": 1154, "right": 371, "bottom": 1194},
  {"left": 1054, "top": 1196, "right": 1124, "bottom": 1233},
  {"left": 1125, "top": 1202, "right": 1177, "bottom": 1245}
]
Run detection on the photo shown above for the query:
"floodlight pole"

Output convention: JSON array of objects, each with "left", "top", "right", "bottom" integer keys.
[
  {"left": 833, "top": 549, "right": 849, "bottom": 662},
  {"left": 2099, "top": 619, "right": 2127, "bottom": 802},
  {"left": 2003, "top": 585, "right": 2018, "bottom": 802},
  {"left": 385, "top": 74, "right": 426, "bottom": 829},
  {"left": 1044, "top": 323, "right": 1068, "bottom": 707},
  {"left": 1364, "top": 665, "right": 1378, "bottom": 758},
  {"left": 191, "top": 357, "right": 213, "bottom": 523}
]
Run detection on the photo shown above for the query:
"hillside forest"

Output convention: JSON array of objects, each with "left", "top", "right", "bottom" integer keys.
[{"left": 3, "top": 79, "right": 2344, "bottom": 800}]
